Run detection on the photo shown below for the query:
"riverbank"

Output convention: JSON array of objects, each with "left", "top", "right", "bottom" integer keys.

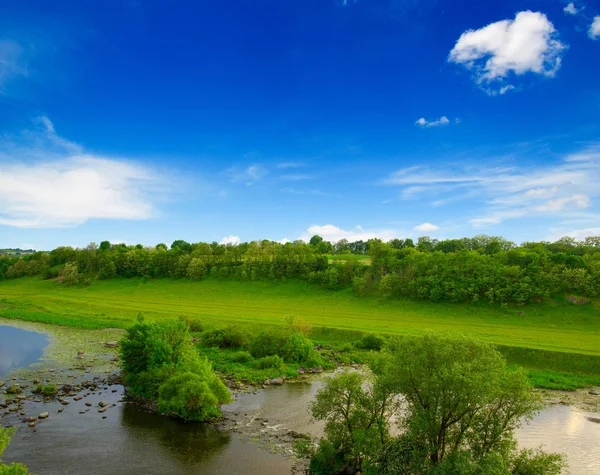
[{"left": 1, "top": 318, "right": 600, "bottom": 474}]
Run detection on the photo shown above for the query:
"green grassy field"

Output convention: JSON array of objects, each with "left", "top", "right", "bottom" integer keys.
[
  {"left": 1, "top": 276, "right": 599, "bottom": 353},
  {"left": 1, "top": 276, "right": 600, "bottom": 389}
]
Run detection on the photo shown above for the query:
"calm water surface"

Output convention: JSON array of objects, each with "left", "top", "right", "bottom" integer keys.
[
  {"left": 1, "top": 324, "right": 599, "bottom": 474},
  {"left": 0, "top": 324, "right": 48, "bottom": 379}
]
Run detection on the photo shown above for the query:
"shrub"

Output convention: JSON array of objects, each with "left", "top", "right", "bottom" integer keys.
[
  {"left": 34, "top": 384, "right": 58, "bottom": 397},
  {"left": 356, "top": 333, "right": 385, "bottom": 351},
  {"left": 61, "top": 262, "right": 80, "bottom": 285},
  {"left": 178, "top": 315, "right": 204, "bottom": 333},
  {"left": 120, "top": 317, "right": 232, "bottom": 421},
  {"left": 248, "top": 328, "right": 288, "bottom": 358},
  {"left": 249, "top": 327, "right": 324, "bottom": 366},
  {"left": 231, "top": 351, "right": 253, "bottom": 363},
  {"left": 337, "top": 343, "right": 354, "bottom": 353},
  {"left": 256, "top": 355, "right": 285, "bottom": 370},
  {"left": 201, "top": 326, "right": 247, "bottom": 349},
  {"left": 157, "top": 367, "right": 231, "bottom": 421}
]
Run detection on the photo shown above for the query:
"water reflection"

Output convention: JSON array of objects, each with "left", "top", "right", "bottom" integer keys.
[
  {"left": 516, "top": 405, "right": 600, "bottom": 475},
  {"left": 0, "top": 324, "right": 48, "bottom": 378}
]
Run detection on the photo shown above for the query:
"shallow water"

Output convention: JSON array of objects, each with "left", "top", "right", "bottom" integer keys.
[
  {"left": 0, "top": 324, "right": 48, "bottom": 379},
  {"left": 2, "top": 324, "right": 599, "bottom": 474},
  {"left": 3, "top": 388, "right": 292, "bottom": 475},
  {"left": 516, "top": 404, "right": 600, "bottom": 475}
]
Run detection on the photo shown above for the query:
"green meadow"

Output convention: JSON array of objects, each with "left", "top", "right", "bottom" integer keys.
[{"left": 1, "top": 276, "right": 599, "bottom": 389}]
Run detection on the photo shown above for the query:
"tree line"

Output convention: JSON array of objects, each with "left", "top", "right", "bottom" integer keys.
[{"left": 2, "top": 234, "right": 599, "bottom": 304}]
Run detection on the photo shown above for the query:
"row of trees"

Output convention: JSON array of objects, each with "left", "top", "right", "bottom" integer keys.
[
  {"left": 2, "top": 235, "right": 599, "bottom": 304},
  {"left": 309, "top": 333, "right": 564, "bottom": 474}
]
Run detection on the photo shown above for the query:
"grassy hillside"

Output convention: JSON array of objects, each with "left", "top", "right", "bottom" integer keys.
[{"left": 1, "top": 276, "right": 599, "bottom": 356}]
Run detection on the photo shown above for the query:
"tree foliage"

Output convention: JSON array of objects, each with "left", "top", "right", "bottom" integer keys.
[
  {"left": 310, "top": 333, "right": 565, "bottom": 475},
  {"left": 3, "top": 234, "right": 600, "bottom": 304},
  {"left": 120, "top": 316, "right": 231, "bottom": 421}
]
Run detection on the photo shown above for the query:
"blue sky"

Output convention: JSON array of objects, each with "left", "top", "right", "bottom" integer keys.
[{"left": 1, "top": 0, "right": 599, "bottom": 250}]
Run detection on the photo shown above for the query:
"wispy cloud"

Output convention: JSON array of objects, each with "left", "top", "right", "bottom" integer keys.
[
  {"left": 226, "top": 164, "right": 267, "bottom": 186},
  {"left": 449, "top": 11, "right": 565, "bottom": 95},
  {"left": 281, "top": 188, "right": 337, "bottom": 197},
  {"left": 0, "top": 40, "right": 28, "bottom": 93},
  {"left": 415, "top": 116, "right": 459, "bottom": 127},
  {"left": 382, "top": 144, "right": 600, "bottom": 229},
  {"left": 279, "top": 173, "right": 312, "bottom": 181},
  {"left": 564, "top": 3, "right": 579, "bottom": 15},
  {"left": 0, "top": 117, "right": 169, "bottom": 228},
  {"left": 276, "top": 162, "right": 306, "bottom": 169}
]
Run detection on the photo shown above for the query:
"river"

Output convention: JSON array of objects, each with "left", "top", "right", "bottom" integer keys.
[{"left": 1, "top": 324, "right": 599, "bottom": 474}]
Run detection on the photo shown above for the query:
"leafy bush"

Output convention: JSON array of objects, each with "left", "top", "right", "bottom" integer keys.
[
  {"left": 248, "top": 328, "right": 289, "bottom": 358},
  {"left": 61, "top": 262, "right": 80, "bottom": 285},
  {"left": 201, "top": 326, "right": 247, "bottom": 348},
  {"left": 178, "top": 315, "right": 204, "bottom": 333},
  {"left": 356, "top": 333, "right": 385, "bottom": 351},
  {"left": 248, "top": 327, "right": 323, "bottom": 367},
  {"left": 231, "top": 351, "right": 253, "bottom": 363},
  {"left": 256, "top": 355, "right": 284, "bottom": 370},
  {"left": 157, "top": 365, "right": 231, "bottom": 421},
  {"left": 120, "top": 317, "right": 231, "bottom": 421}
]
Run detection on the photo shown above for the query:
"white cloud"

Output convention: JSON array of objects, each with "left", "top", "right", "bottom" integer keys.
[
  {"left": 0, "top": 40, "right": 27, "bottom": 93},
  {"left": 414, "top": 222, "right": 439, "bottom": 232},
  {"left": 564, "top": 3, "right": 578, "bottom": 15},
  {"left": 226, "top": 164, "right": 267, "bottom": 186},
  {"left": 301, "top": 224, "right": 403, "bottom": 243},
  {"left": 0, "top": 118, "right": 168, "bottom": 228},
  {"left": 279, "top": 238, "right": 291, "bottom": 244},
  {"left": 548, "top": 227, "right": 600, "bottom": 241},
  {"left": 415, "top": 116, "right": 455, "bottom": 127},
  {"left": 382, "top": 144, "right": 600, "bottom": 229},
  {"left": 535, "top": 194, "right": 590, "bottom": 212},
  {"left": 449, "top": 11, "right": 565, "bottom": 94},
  {"left": 590, "top": 16, "right": 600, "bottom": 39},
  {"left": 220, "top": 235, "right": 241, "bottom": 245}
]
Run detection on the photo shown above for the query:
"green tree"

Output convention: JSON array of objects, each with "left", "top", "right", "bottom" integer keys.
[
  {"left": 61, "top": 261, "right": 81, "bottom": 285},
  {"left": 310, "top": 371, "right": 397, "bottom": 474},
  {"left": 186, "top": 258, "right": 208, "bottom": 280},
  {"left": 374, "top": 333, "right": 563, "bottom": 474}
]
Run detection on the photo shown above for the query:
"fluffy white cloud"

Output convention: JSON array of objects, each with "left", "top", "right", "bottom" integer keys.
[
  {"left": 414, "top": 222, "right": 439, "bottom": 232},
  {"left": 301, "top": 224, "right": 403, "bottom": 243},
  {"left": 563, "top": 3, "right": 578, "bottom": 15},
  {"left": 220, "top": 235, "right": 241, "bottom": 245},
  {"left": 383, "top": 144, "right": 600, "bottom": 229},
  {"left": 449, "top": 11, "right": 565, "bottom": 94},
  {"left": 590, "top": 16, "right": 600, "bottom": 39},
  {"left": 415, "top": 116, "right": 455, "bottom": 127},
  {"left": 0, "top": 40, "right": 27, "bottom": 92},
  {"left": 0, "top": 118, "right": 166, "bottom": 228}
]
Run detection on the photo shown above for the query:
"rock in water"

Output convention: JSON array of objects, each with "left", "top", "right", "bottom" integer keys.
[
  {"left": 104, "top": 341, "right": 119, "bottom": 348},
  {"left": 270, "top": 378, "right": 284, "bottom": 385},
  {"left": 38, "top": 412, "right": 49, "bottom": 419},
  {"left": 98, "top": 401, "right": 108, "bottom": 407}
]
